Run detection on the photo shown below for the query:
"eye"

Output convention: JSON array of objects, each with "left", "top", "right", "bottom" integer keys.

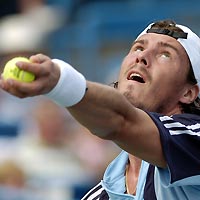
[
  {"left": 129, "top": 46, "right": 143, "bottom": 54},
  {"left": 160, "top": 52, "right": 170, "bottom": 58},
  {"left": 132, "top": 46, "right": 144, "bottom": 52}
]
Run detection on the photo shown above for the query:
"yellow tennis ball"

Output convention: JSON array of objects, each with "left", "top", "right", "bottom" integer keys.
[{"left": 2, "top": 57, "right": 35, "bottom": 82}]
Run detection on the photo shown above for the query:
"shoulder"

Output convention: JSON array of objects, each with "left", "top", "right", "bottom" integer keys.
[
  {"left": 148, "top": 112, "right": 200, "bottom": 123},
  {"left": 147, "top": 112, "right": 200, "bottom": 133}
]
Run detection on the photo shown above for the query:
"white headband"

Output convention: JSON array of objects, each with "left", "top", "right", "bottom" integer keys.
[{"left": 137, "top": 23, "right": 200, "bottom": 97}]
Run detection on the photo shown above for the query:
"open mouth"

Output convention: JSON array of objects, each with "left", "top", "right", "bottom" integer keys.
[{"left": 128, "top": 73, "right": 145, "bottom": 83}]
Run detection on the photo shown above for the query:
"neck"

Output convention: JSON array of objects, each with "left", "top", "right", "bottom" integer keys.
[
  {"left": 128, "top": 154, "right": 142, "bottom": 170},
  {"left": 162, "top": 103, "right": 183, "bottom": 116},
  {"left": 126, "top": 154, "right": 142, "bottom": 195}
]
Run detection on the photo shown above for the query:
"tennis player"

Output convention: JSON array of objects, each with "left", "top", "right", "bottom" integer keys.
[{"left": 1, "top": 19, "right": 200, "bottom": 200}]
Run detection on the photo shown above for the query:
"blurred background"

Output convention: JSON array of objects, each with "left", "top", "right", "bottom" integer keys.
[{"left": 0, "top": 0, "right": 199, "bottom": 199}]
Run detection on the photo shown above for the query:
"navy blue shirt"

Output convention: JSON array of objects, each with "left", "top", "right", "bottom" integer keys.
[{"left": 82, "top": 112, "right": 200, "bottom": 200}]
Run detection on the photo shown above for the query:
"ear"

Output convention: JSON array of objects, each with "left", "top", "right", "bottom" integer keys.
[{"left": 180, "top": 84, "right": 199, "bottom": 104}]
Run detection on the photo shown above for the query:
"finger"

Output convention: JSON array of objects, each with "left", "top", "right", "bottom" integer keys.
[
  {"left": 0, "top": 78, "right": 43, "bottom": 97},
  {"left": 5, "top": 87, "right": 28, "bottom": 98},
  {"left": 0, "top": 79, "right": 26, "bottom": 98},
  {"left": 0, "top": 79, "right": 9, "bottom": 91},
  {"left": 16, "top": 61, "right": 50, "bottom": 77},
  {"left": 29, "top": 54, "right": 51, "bottom": 64}
]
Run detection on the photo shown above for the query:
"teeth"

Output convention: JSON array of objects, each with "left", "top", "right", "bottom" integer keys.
[
  {"left": 129, "top": 72, "right": 145, "bottom": 83},
  {"left": 129, "top": 73, "right": 142, "bottom": 79}
]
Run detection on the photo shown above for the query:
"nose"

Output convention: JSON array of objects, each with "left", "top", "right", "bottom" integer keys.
[
  {"left": 135, "top": 51, "right": 149, "bottom": 67},
  {"left": 136, "top": 57, "right": 147, "bottom": 65}
]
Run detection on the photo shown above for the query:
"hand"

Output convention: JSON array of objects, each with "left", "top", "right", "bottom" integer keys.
[{"left": 0, "top": 54, "right": 60, "bottom": 98}]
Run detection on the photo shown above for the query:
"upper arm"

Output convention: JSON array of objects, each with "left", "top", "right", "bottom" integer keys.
[{"left": 113, "top": 107, "right": 166, "bottom": 168}]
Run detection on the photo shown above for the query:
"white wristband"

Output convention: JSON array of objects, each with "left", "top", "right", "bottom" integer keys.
[{"left": 45, "top": 59, "right": 87, "bottom": 107}]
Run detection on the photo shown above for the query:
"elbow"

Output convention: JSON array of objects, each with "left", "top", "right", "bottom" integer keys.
[
  {"left": 94, "top": 131, "right": 117, "bottom": 141},
  {"left": 91, "top": 116, "right": 126, "bottom": 141}
]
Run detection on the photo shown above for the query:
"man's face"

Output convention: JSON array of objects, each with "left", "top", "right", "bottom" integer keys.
[{"left": 118, "top": 33, "right": 191, "bottom": 114}]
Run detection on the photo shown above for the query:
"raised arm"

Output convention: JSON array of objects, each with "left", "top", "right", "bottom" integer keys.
[{"left": 0, "top": 54, "right": 166, "bottom": 167}]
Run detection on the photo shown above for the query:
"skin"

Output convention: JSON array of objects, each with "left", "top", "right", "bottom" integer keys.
[{"left": 0, "top": 32, "right": 199, "bottom": 195}]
